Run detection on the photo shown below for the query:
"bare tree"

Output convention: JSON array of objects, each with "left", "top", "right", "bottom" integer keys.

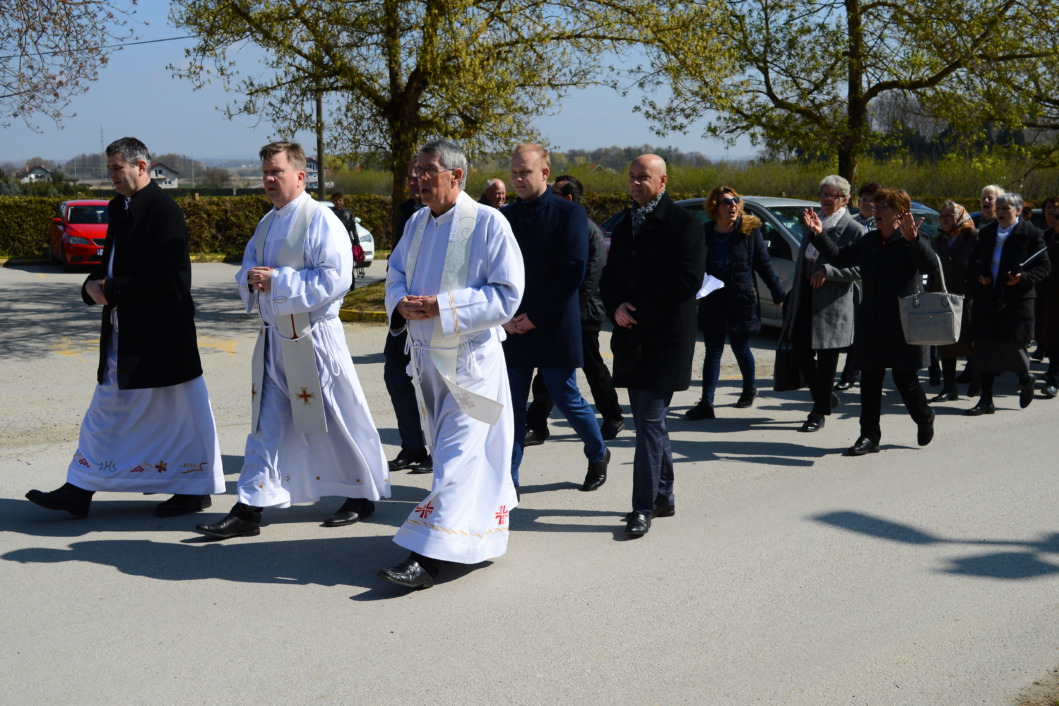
[{"left": 1, "top": 0, "right": 138, "bottom": 129}]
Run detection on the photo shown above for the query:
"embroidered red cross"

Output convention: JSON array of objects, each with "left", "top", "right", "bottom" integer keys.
[
  {"left": 251, "top": 383, "right": 257, "bottom": 400},
  {"left": 297, "top": 387, "right": 314, "bottom": 405},
  {"left": 495, "top": 505, "right": 509, "bottom": 526},
  {"left": 415, "top": 502, "right": 435, "bottom": 519}
]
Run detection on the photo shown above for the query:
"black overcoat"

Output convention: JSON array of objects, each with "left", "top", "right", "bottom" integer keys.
[
  {"left": 83, "top": 181, "right": 202, "bottom": 389},
  {"left": 600, "top": 193, "right": 705, "bottom": 391},
  {"left": 812, "top": 228, "right": 937, "bottom": 371},
  {"left": 968, "top": 220, "right": 1051, "bottom": 344},
  {"left": 500, "top": 190, "right": 587, "bottom": 368},
  {"left": 1033, "top": 228, "right": 1059, "bottom": 347}
]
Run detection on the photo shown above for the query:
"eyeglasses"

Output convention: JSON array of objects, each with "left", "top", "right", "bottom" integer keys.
[
  {"left": 412, "top": 166, "right": 454, "bottom": 179},
  {"left": 719, "top": 196, "right": 740, "bottom": 206},
  {"left": 819, "top": 192, "right": 842, "bottom": 200}
]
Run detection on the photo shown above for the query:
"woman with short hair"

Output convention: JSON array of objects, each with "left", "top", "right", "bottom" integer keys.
[
  {"left": 781, "top": 175, "right": 866, "bottom": 433},
  {"left": 805, "top": 188, "right": 938, "bottom": 455},
  {"left": 965, "top": 192, "right": 1051, "bottom": 414},
  {"left": 928, "top": 200, "right": 978, "bottom": 401}
]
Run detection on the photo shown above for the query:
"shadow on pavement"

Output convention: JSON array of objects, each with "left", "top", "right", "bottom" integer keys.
[{"left": 814, "top": 510, "right": 1059, "bottom": 580}]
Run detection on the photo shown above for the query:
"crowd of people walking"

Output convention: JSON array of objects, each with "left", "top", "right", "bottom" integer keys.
[{"left": 21, "top": 134, "right": 1059, "bottom": 592}]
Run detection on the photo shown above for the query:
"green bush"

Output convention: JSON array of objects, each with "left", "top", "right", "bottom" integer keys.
[{"left": 0, "top": 197, "right": 62, "bottom": 258}]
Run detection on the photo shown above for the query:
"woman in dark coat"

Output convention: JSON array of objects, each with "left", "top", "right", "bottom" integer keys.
[
  {"left": 781, "top": 175, "right": 866, "bottom": 433},
  {"left": 685, "top": 186, "right": 786, "bottom": 420},
  {"left": 965, "top": 192, "right": 1051, "bottom": 414},
  {"left": 806, "top": 188, "right": 938, "bottom": 456},
  {"left": 928, "top": 200, "right": 978, "bottom": 402},
  {"left": 1032, "top": 196, "right": 1059, "bottom": 398}
]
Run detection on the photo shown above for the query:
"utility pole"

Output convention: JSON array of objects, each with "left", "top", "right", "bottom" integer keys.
[{"left": 316, "top": 85, "right": 325, "bottom": 200}]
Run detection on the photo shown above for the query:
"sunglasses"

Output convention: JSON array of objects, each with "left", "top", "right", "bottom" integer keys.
[{"left": 719, "top": 196, "right": 740, "bottom": 206}]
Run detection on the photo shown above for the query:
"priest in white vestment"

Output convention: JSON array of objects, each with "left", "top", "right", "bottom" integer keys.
[
  {"left": 26, "top": 137, "right": 224, "bottom": 519},
  {"left": 378, "top": 139, "right": 524, "bottom": 589},
  {"left": 195, "top": 141, "right": 389, "bottom": 539}
]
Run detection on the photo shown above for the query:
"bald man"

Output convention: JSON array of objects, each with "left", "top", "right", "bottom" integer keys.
[{"left": 599, "top": 154, "right": 704, "bottom": 538}]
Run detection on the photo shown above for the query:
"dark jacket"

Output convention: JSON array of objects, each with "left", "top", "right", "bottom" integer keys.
[
  {"left": 580, "top": 220, "right": 607, "bottom": 331},
  {"left": 1034, "top": 228, "right": 1059, "bottom": 347},
  {"left": 698, "top": 216, "right": 786, "bottom": 337},
  {"left": 500, "top": 190, "right": 587, "bottom": 368},
  {"left": 812, "top": 228, "right": 938, "bottom": 371},
  {"left": 600, "top": 192, "right": 705, "bottom": 391},
  {"left": 929, "top": 225, "right": 978, "bottom": 356},
  {"left": 83, "top": 181, "right": 202, "bottom": 389},
  {"left": 968, "top": 219, "right": 1051, "bottom": 344}
]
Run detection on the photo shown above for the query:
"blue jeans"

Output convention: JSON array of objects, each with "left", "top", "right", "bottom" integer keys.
[
  {"left": 629, "top": 388, "right": 675, "bottom": 515},
  {"left": 701, "top": 324, "right": 755, "bottom": 404},
  {"left": 508, "top": 366, "right": 607, "bottom": 486}
]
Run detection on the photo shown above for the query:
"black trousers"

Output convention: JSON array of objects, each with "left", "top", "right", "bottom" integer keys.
[
  {"left": 526, "top": 329, "right": 623, "bottom": 432},
  {"left": 858, "top": 369, "right": 932, "bottom": 443}
]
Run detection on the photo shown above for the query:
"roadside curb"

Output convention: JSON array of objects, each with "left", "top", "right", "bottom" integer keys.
[{"left": 339, "top": 308, "right": 388, "bottom": 324}]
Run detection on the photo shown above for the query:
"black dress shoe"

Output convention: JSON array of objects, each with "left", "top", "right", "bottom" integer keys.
[
  {"left": 322, "top": 498, "right": 375, "bottom": 527},
  {"left": 834, "top": 380, "right": 854, "bottom": 391},
  {"left": 685, "top": 400, "right": 715, "bottom": 420},
  {"left": 524, "top": 428, "right": 549, "bottom": 447},
  {"left": 847, "top": 436, "right": 880, "bottom": 456},
  {"left": 1020, "top": 374, "right": 1036, "bottom": 408},
  {"left": 388, "top": 449, "right": 430, "bottom": 472},
  {"left": 408, "top": 455, "right": 434, "bottom": 474},
  {"left": 156, "top": 494, "right": 212, "bottom": 518},
  {"left": 964, "top": 401, "right": 995, "bottom": 416},
  {"left": 25, "top": 483, "right": 93, "bottom": 519},
  {"left": 930, "top": 390, "right": 959, "bottom": 403},
  {"left": 734, "top": 387, "right": 757, "bottom": 408},
  {"left": 195, "top": 512, "right": 261, "bottom": 539},
  {"left": 623, "top": 512, "right": 651, "bottom": 538},
  {"left": 917, "top": 410, "right": 935, "bottom": 447},
  {"left": 830, "top": 392, "right": 842, "bottom": 410},
  {"left": 580, "top": 449, "right": 611, "bottom": 492},
  {"left": 600, "top": 418, "right": 624, "bottom": 440},
  {"left": 799, "top": 414, "right": 825, "bottom": 433},
  {"left": 378, "top": 556, "right": 436, "bottom": 589},
  {"left": 653, "top": 504, "right": 675, "bottom": 518}
]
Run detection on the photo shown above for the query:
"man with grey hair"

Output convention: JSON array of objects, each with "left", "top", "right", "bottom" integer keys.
[
  {"left": 380, "top": 139, "right": 524, "bottom": 589},
  {"left": 26, "top": 136, "right": 224, "bottom": 519},
  {"left": 479, "top": 178, "right": 507, "bottom": 208},
  {"left": 974, "top": 184, "right": 1005, "bottom": 228},
  {"left": 195, "top": 141, "right": 389, "bottom": 539}
]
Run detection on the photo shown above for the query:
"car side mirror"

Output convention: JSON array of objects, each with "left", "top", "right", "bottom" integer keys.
[{"left": 52, "top": 217, "right": 62, "bottom": 224}]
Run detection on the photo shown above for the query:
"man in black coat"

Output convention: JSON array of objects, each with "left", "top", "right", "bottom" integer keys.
[
  {"left": 26, "top": 137, "right": 223, "bottom": 519},
  {"left": 600, "top": 154, "right": 705, "bottom": 538},
  {"left": 501, "top": 144, "right": 610, "bottom": 493},
  {"left": 384, "top": 158, "right": 431, "bottom": 474},
  {"left": 525, "top": 175, "right": 625, "bottom": 442}
]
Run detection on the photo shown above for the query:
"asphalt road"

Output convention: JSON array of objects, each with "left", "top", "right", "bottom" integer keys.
[{"left": 2, "top": 262, "right": 1058, "bottom": 705}]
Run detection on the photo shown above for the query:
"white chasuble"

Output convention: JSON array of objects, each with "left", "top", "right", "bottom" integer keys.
[
  {"left": 235, "top": 192, "right": 389, "bottom": 508},
  {"left": 385, "top": 192, "right": 525, "bottom": 563}
]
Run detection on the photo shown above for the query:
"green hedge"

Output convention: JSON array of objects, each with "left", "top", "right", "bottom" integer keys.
[{"left": 0, "top": 193, "right": 398, "bottom": 258}]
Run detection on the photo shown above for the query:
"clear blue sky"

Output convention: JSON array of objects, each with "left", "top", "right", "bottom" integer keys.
[{"left": 2, "top": 3, "right": 754, "bottom": 165}]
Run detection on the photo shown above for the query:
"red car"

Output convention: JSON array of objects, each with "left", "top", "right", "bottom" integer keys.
[{"left": 48, "top": 199, "right": 110, "bottom": 271}]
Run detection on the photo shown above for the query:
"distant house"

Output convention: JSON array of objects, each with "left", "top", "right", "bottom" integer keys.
[
  {"left": 20, "top": 165, "right": 52, "bottom": 183},
  {"left": 304, "top": 156, "right": 333, "bottom": 190},
  {"left": 149, "top": 162, "right": 180, "bottom": 188}
]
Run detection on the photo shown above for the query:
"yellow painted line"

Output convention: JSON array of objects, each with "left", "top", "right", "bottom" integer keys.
[
  {"left": 48, "top": 336, "right": 94, "bottom": 362},
  {"left": 199, "top": 336, "right": 238, "bottom": 356}
]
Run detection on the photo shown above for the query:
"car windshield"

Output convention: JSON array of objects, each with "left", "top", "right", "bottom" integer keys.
[
  {"left": 763, "top": 206, "right": 814, "bottom": 243},
  {"left": 68, "top": 205, "right": 109, "bottom": 224}
]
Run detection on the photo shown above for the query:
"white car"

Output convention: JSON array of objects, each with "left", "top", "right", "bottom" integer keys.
[{"left": 317, "top": 200, "right": 374, "bottom": 267}]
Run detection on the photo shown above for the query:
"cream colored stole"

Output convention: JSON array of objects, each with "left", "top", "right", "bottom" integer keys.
[
  {"left": 249, "top": 197, "right": 327, "bottom": 434},
  {"left": 404, "top": 192, "right": 503, "bottom": 447}
]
